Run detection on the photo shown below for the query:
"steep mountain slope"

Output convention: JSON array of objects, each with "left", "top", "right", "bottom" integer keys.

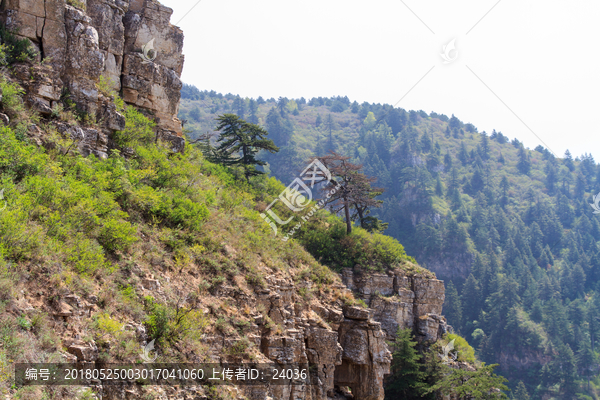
[
  {"left": 0, "top": 66, "right": 462, "bottom": 400},
  {"left": 0, "top": 2, "right": 485, "bottom": 400},
  {"left": 181, "top": 88, "right": 600, "bottom": 399}
]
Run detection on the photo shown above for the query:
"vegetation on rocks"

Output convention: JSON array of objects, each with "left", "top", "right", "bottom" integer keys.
[
  {"left": 182, "top": 87, "right": 600, "bottom": 399},
  {"left": 0, "top": 72, "right": 435, "bottom": 399}
]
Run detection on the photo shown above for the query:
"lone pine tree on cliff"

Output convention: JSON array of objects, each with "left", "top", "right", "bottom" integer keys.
[
  {"left": 319, "top": 151, "right": 385, "bottom": 234},
  {"left": 210, "top": 114, "right": 279, "bottom": 181}
]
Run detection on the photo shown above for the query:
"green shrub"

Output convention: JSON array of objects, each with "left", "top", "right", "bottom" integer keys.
[
  {"left": 143, "top": 296, "right": 207, "bottom": 347},
  {"left": 113, "top": 107, "right": 156, "bottom": 148},
  {"left": 66, "top": 0, "right": 86, "bottom": 11},
  {"left": 16, "top": 315, "right": 31, "bottom": 330},
  {"left": 94, "top": 313, "right": 123, "bottom": 336},
  {"left": 65, "top": 233, "right": 107, "bottom": 274},
  {"left": 245, "top": 266, "right": 265, "bottom": 288},
  {"left": 0, "top": 44, "right": 7, "bottom": 67},
  {"left": 98, "top": 216, "right": 138, "bottom": 252},
  {"left": 121, "top": 285, "right": 135, "bottom": 300},
  {"left": 297, "top": 214, "right": 417, "bottom": 273},
  {"left": 446, "top": 333, "right": 476, "bottom": 363},
  {"left": 0, "top": 24, "right": 37, "bottom": 64},
  {"left": 210, "top": 275, "right": 226, "bottom": 291},
  {"left": 163, "top": 193, "right": 209, "bottom": 231},
  {"left": 0, "top": 78, "right": 25, "bottom": 112},
  {"left": 227, "top": 336, "right": 252, "bottom": 356}
]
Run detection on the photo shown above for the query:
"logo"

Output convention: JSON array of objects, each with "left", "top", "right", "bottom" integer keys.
[
  {"left": 440, "top": 39, "right": 459, "bottom": 64},
  {"left": 280, "top": 179, "right": 313, "bottom": 212},
  {"left": 440, "top": 339, "right": 457, "bottom": 364},
  {"left": 590, "top": 192, "right": 600, "bottom": 214},
  {"left": 260, "top": 159, "right": 333, "bottom": 238},
  {"left": 140, "top": 339, "right": 158, "bottom": 363},
  {"left": 0, "top": 189, "right": 7, "bottom": 212},
  {"left": 139, "top": 39, "right": 157, "bottom": 64}
]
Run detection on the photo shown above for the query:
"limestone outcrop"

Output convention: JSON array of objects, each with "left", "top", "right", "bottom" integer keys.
[
  {"left": 203, "top": 270, "right": 446, "bottom": 400},
  {"left": 221, "top": 276, "right": 392, "bottom": 400},
  {"left": 0, "top": 0, "right": 185, "bottom": 157},
  {"left": 341, "top": 269, "right": 449, "bottom": 343}
]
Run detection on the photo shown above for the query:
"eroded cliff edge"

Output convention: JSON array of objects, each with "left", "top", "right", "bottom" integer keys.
[
  {"left": 91, "top": 266, "right": 446, "bottom": 400},
  {"left": 1, "top": 0, "right": 185, "bottom": 157}
]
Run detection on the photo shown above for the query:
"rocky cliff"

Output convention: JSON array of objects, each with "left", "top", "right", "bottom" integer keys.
[
  {"left": 0, "top": 2, "right": 451, "bottom": 399},
  {"left": 341, "top": 269, "right": 448, "bottom": 344},
  {"left": 40, "top": 263, "right": 446, "bottom": 400},
  {"left": 1, "top": 0, "right": 185, "bottom": 157},
  {"left": 103, "top": 266, "right": 447, "bottom": 400}
]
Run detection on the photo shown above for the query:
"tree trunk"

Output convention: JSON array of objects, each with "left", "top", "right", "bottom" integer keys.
[
  {"left": 356, "top": 206, "right": 365, "bottom": 228},
  {"left": 344, "top": 197, "right": 352, "bottom": 234}
]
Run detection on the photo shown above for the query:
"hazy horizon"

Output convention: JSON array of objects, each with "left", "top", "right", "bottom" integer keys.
[{"left": 160, "top": 0, "right": 600, "bottom": 159}]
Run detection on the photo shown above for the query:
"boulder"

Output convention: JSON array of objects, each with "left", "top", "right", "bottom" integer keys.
[
  {"left": 342, "top": 305, "right": 369, "bottom": 321},
  {"left": 67, "top": 341, "right": 99, "bottom": 362}
]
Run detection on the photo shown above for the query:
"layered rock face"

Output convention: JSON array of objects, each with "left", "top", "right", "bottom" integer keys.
[
  {"left": 197, "top": 276, "right": 393, "bottom": 400},
  {"left": 195, "top": 271, "right": 445, "bottom": 400},
  {"left": 33, "top": 268, "right": 445, "bottom": 400},
  {"left": 341, "top": 269, "right": 449, "bottom": 343},
  {"left": 0, "top": 0, "right": 185, "bottom": 157}
]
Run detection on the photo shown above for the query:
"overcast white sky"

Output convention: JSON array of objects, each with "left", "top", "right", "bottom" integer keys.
[{"left": 160, "top": 0, "right": 599, "bottom": 159}]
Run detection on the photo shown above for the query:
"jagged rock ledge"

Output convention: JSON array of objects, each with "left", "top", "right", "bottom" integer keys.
[
  {"left": 1, "top": 0, "right": 185, "bottom": 157},
  {"left": 341, "top": 269, "right": 449, "bottom": 343}
]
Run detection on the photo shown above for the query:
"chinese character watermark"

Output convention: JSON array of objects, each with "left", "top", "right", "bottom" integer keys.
[
  {"left": 260, "top": 159, "right": 338, "bottom": 241},
  {"left": 440, "top": 339, "right": 458, "bottom": 364},
  {"left": 590, "top": 192, "right": 600, "bottom": 214}
]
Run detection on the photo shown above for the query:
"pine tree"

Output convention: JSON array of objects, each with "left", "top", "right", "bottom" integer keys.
[
  {"left": 517, "top": 145, "right": 531, "bottom": 174},
  {"left": 499, "top": 176, "right": 509, "bottom": 207},
  {"left": 276, "top": 96, "right": 287, "bottom": 116},
  {"left": 266, "top": 107, "right": 293, "bottom": 146},
  {"left": 233, "top": 95, "right": 245, "bottom": 119},
  {"left": 513, "top": 381, "right": 530, "bottom": 400},
  {"left": 429, "top": 364, "right": 508, "bottom": 399},
  {"left": 530, "top": 300, "right": 544, "bottom": 322},
  {"left": 458, "top": 142, "right": 469, "bottom": 165},
  {"left": 319, "top": 152, "right": 384, "bottom": 234},
  {"left": 462, "top": 274, "right": 481, "bottom": 325},
  {"left": 444, "top": 281, "right": 463, "bottom": 331},
  {"left": 324, "top": 114, "right": 336, "bottom": 151},
  {"left": 564, "top": 149, "right": 575, "bottom": 171},
  {"left": 189, "top": 106, "right": 201, "bottom": 122},
  {"left": 576, "top": 333, "right": 597, "bottom": 391},
  {"left": 480, "top": 134, "right": 490, "bottom": 160},
  {"left": 385, "top": 329, "right": 429, "bottom": 399},
  {"left": 444, "top": 152, "right": 453, "bottom": 170},
  {"left": 470, "top": 166, "right": 485, "bottom": 193},
  {"left": 435, "top": 177, "right": 444, "bottom": 196},
  {"left": 449, "top": 114, "right": 460, "bottom": 130},
  {"left": 213, "top": 114, "right": 279, "bottom": 181},
  {"left": 545, "top": 160, "right": 558, "bottom": 194},
  {"left": 575, "top": 171, "right": 586, "bottom": 197},
  {"left": 247, "top": 99, "right": 258, "bottom": 124}
]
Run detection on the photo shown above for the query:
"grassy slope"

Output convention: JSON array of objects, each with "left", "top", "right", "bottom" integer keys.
[
  {"left": 180, "top": 92, "right": 571, "bottom": 251},
  {"left": 0, "top": 77, "right": 428, "bottom": 399}
]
